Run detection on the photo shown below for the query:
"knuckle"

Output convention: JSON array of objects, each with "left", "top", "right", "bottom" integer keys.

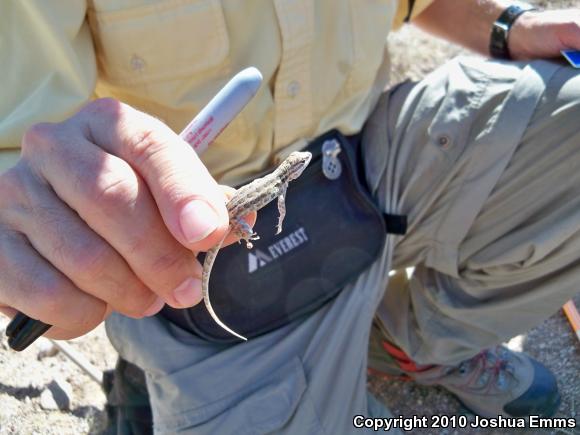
[
  {"left": 1, "top": 174, "right": 64, "bottom": 237},
  {"left": 71, "top": 242, "right": 112, "bottom": 283},
  {"left": 83, "top": 99, "right": 176, "bottom": 174},
  {"left": 0, "top": 228, "right": 25, "bottom": 269},
  {"left": 35, "top": 197, "right": 63, "bottom": 223},
  {"left": 20, "top": 123, "right": 69, "bottom": 164},
  {"left": 33, "top": 275, "right": 67, "bottom": 319},
  {"left": 87, "top": 167, "right": 139, "bottom": 212},
  {"left": 125, "top": 128, "right": 167, "bottom": 168},
  {"left": 21, "top": 122, "right": 56, "bottom": 152},
  {"left": 0, "top": 165, "right": 21, "bottom": 189},
  {"left": 0, "top": 167, "right": 23, "bottom": 208},
  {"left": 126, "top": 233, "right": 149, "bottom": 257},
  {"left": 21, "top": 123, "right": 73, "bottom": 174},
  {"left": 26, "top": 264, "right": 95, "bottom": 331},
  {"left": 84, "top": 97, "right": 124, "bottom": 119}
]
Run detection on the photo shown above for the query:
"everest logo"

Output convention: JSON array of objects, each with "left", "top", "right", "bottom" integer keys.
[{"left": 248, "top": 227, "right": 309, "bottom": 273}]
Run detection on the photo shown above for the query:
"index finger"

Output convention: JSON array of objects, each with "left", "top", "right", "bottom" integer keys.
[{"left": 74, "top": 99, "right": 229, "bottom": 253}]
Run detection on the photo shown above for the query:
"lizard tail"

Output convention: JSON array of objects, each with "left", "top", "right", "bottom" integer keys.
[{"left": 202, "top": 236, "right": 248, "bottom": 342}]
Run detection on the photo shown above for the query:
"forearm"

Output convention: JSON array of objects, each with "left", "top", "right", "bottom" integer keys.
[{"left": 411, "top": 0, "right": 513, "bottom": 56}]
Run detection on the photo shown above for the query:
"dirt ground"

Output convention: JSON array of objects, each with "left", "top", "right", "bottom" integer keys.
[{"left": 1, "top": 2, "right": 579, "bottom": 434}]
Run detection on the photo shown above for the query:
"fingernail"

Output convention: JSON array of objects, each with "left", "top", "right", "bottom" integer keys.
[
  {"left": 144, "top": 297, "right": 165, "bottom": 317},
  {"left": 172, "top": 277, "right": 203, "bottom": 307},
  {"left": 179, "top": 200, "right": 220, "bottom": 243}
]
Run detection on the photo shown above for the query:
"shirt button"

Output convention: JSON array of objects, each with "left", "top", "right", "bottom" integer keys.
[
  {"left": 437, "top": 135, "right": 451, "bottom": 149},
  {"left": 287, "top": 80, "right": 301, "bottom": 98},
  {"left": 130, "top": 54, "right": 146, "bottom": 72}
]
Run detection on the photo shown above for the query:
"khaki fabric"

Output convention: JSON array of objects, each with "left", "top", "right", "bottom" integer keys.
[
  {"left": 106, "top": 56, "right": 580, "bottom": 433},
  {"left": 371, "top": 59, "right": 580, "bottom": 366},
  {"left": 0, "top": 0, "right": 432, "bottom": 183}
]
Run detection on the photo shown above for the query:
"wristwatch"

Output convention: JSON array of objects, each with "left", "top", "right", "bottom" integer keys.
[{"left": 489, "top": 4, "right": 537, "bottom": 59}]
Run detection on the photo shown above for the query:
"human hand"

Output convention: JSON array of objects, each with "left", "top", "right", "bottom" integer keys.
[
  {"left": 0, "top": 99, "right": 247, "bottom": 340},
  {"left": 509, "top": 9, "right": 580, "bottom": 60}
]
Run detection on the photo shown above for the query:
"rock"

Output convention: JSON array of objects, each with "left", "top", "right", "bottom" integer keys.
[
  {"left": 39, "top": 389, "right": 59, "bottom": 411},
  {"left": 35, "top": 337, "right": 58, "bottom": 360},
  {"left": 40, "top": 378, "right": 73, "bottom": 411}
]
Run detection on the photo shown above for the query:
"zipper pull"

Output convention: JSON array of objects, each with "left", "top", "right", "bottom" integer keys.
[{"left": 322, "top": 139, "right": 342, "bottom": 180}]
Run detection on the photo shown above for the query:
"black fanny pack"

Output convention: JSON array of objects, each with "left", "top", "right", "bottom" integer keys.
[{"left": 160, "top": 130, "right": 406, "bottom": 343}]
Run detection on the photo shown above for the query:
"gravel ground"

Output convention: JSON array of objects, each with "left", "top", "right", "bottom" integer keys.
[
  {"left": 1, "top": 2, "right": 579, "bottom": 433},
  {"left": 0, "top": 319, "right": 117, "bottom": 434}
]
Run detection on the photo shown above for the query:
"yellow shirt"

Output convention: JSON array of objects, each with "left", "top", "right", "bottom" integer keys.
[{"left": 0, "top": 0, "right": 433, "bottom": 183}]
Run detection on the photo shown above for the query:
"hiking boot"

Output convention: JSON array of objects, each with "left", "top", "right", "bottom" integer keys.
[{"left": 368, "top": 321, "right": 561, "bottom": 418}]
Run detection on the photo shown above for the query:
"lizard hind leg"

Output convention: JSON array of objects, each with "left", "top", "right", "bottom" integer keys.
[
  {"left": 231, "top": 217, "right": 260, "bottom": 249},
  {"left": 275, "top": 184, "right": 288, "bottom": 235}
]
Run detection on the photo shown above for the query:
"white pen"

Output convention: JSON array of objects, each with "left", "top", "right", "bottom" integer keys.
[{"left": 179, "top": 67, "right": 263, "bottom": 155}]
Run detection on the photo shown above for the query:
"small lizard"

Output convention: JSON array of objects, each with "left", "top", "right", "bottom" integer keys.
[{"left": 202, "top": 151, "right": 312, "bottom": 341}]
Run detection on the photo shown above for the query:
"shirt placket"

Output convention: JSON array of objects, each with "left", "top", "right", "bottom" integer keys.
[{"left": 272, "top": 0, "right": 314, "bottom": 148}]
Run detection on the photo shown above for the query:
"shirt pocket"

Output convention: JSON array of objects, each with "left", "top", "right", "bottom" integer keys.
[
  {"left": 88, "top": 0, "right": 230, "bottom": 85},
  {"left": 149, "top": 356, "right": 322, "bottom": 434}
]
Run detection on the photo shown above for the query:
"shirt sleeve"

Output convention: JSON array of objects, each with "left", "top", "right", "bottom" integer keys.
[
  {"left": 392, "top": 0, "right": 435, "bottom": 29},
  {"left": 0, "top": 0, "right": 96, "bottom": 167}
]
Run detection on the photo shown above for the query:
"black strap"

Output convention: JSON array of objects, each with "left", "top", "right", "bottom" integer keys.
[
  {"left": 489, "top": 4, "right": 536, "bottom": 59},
  {"left": 404, "top": 0, "right": 416, "bottom": 23},
  {"left": 384, "top": 213, "right": 407, "bottom": 235}
]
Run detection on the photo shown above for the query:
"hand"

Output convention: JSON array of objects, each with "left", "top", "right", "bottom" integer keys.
[
  {"left": 0, "top": 99, "right": 249, "bottom": 340},
  {"left": 509, "top": 9, "right": 580, "bottom": 60}
]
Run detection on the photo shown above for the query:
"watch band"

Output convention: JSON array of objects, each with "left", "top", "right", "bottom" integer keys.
[{"left": 490, "top": 4, "right": 537, "bottom": 60}]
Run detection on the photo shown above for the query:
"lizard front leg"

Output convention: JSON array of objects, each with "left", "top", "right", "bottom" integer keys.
[
  {"left": 275, "top": 183, "right": 288, "bottom": 234},
  {"left": 231, "top": 217, "right": 260, "bottom": 249}
]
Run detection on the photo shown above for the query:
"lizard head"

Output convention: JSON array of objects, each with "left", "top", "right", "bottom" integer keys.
[{"left": 279, "top": 151, "right": 312, "bottom": 182}]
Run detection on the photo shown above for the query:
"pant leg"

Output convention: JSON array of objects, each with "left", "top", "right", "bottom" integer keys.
[
  {"left": 106, "top": 238, "right": 399, "bottom": 432},
  {"left": 371, "top": 57, "right": 580, "bottom": 366}
]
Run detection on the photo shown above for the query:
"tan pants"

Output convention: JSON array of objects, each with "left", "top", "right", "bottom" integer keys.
[
  {"left": 369, "top": 57, "right": 580, "bottom": 366},
  {"left": 106, "top": 57, "right": 579, "bottom": 433}
]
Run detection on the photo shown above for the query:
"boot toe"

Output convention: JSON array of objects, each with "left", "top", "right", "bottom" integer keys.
[{"left": 503, "top": 359, "right": 560, "bottom": 417}]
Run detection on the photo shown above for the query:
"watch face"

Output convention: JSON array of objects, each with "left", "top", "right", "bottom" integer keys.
[
  {"left": 495, "top": 21, "right": 510, "bottom": 37},
  {"left": 490, "top": 22, "right": 510, "bottom": 58}
]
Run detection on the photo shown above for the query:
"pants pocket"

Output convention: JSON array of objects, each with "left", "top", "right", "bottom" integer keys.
[{"left": 149, "top": 356, "right": 322, "bottom": 434}]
